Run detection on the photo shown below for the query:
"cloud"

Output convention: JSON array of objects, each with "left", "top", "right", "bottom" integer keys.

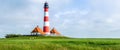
[
  {"left": 52, "top": 0, "right": 120, "bottom": 38},
  {"left": 1, "top": 0, "right": 120, "bottom": 38},
  {"left": 89, "top": 0, "right": 120, "bottom": 27},
  {"left": 81, "top": 0, "right": 120, "bottom": 38}
]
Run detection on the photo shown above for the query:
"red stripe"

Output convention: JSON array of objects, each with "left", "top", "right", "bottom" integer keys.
[
  {"left": 43, "top": 26, "right": 49, "bottom": 32},
  {"left": 44, "top": 8, "right": 48, "bottom": 12},
  {"left": 44, "top": 16, "right": 49, "bottom": 21}
]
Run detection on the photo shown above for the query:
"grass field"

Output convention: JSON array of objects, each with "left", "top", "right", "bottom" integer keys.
[{"left": 0, "top": 36, "right": 120, "bottom": 50}]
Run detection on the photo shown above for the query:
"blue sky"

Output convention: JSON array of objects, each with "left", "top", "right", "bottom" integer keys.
[{"left": 0, "top": 0, "right": 120, "bottom": 38}]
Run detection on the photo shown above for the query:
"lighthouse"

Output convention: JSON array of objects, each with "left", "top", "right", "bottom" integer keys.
[
  {"left": 31, "top": 2, "right": 61, "bottom": 36},
  {"left": 43, "top": 2, "right": 50, "bottom": 35}
]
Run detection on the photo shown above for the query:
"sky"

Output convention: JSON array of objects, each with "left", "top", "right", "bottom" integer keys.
[{"left": 0, "top": 0, "right": 120, "bottom": 38}]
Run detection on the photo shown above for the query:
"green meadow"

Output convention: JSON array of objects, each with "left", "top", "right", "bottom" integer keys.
[{"left": 0, "top": 36, "right": 120, "bottom": 50}]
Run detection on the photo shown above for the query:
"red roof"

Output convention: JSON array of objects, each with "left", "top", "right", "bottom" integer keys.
[
  {"left": 50, "top": 28, "right": 60, "bottom": 35},
  {"left": 31, "top": 26, "right": 45, "bottom": 35}
]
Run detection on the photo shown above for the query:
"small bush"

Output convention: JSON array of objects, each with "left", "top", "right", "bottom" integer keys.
[{"left": 5, "top": 34, "right": 22, "bottom": 38}]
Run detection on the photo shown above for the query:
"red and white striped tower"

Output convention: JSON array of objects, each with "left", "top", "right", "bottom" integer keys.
[{"left": 43, "top": 2, "right": 50, "bottom": 35}]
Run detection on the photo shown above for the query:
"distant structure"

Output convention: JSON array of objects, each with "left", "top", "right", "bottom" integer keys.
[
  {"left": 43, "top": 2, "right": 50, "bottom": 35},
  {"left": 50, "top": 28, "right": 60, "bottom": 35},
  {"left": 31, "top": 26, "right": 44, "bottom": 35},
  {"left": 31, "top": 2, "right": 61, "bottom": 36}
]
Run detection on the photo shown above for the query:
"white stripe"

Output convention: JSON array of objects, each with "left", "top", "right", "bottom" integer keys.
[
  {"left": 44, "top": 12, "right": 49, "bottom": 16},
  {"left": 45, "top": 32, "right": 50, "bottom": 35},
  {"left": 44, "top": 21, "right": 50, "bottom": 26}
]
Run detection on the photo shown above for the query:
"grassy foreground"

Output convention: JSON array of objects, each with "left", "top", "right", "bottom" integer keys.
[{"left": 0, "top": 36, "right": 120, "bottom": 50}]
